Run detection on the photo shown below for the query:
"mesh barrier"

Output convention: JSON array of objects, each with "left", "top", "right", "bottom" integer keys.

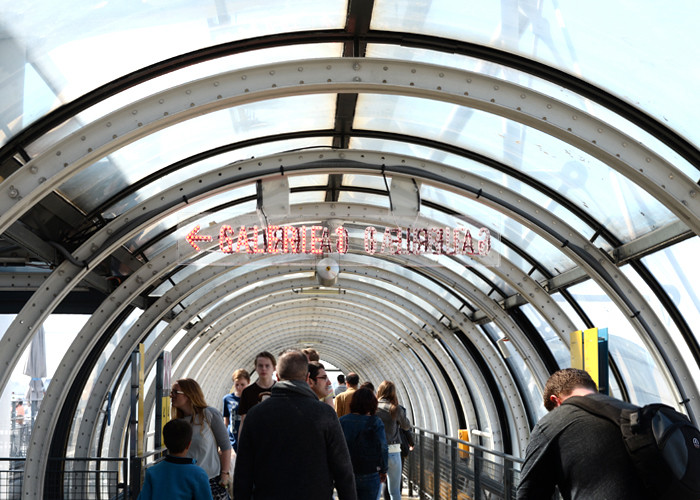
[
  {"left": 0, "top": 458, "right": 127, "bottom": 500},
  {"left": 404, "top": 429, "right": 522, "bottom": 500}
]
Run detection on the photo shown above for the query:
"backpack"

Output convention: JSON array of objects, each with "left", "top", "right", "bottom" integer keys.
[{"left": 564, "top": 395, "right": 700, "bottom": 500}]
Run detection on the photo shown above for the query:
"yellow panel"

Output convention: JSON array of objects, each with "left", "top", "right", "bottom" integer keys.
[
  {"left": 570, "top": 330, "right": 583, "bottom": 369},
  {"left": 458, "top": 429, "right": 469, "bottom": 458},
  {"left": 583, "top": 328, "right": 599, "bottom": 386}
]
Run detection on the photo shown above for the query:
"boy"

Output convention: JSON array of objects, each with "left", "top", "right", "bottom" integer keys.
[
  {"left": 138, "top": 419, "right": 213, "bottom": 500},
  {"left": 222, "top": 368, "right": 250, "bottom": 451},
  {"left": 238, "top": 351, "right": 277, "bottom": 433}
]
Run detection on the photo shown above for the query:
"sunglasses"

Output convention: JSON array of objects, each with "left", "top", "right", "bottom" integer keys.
[{"left": 170, "top": 390, "right": 185, "bottom": 397}]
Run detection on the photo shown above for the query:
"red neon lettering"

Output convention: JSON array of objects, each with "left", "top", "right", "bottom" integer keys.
[
  {"left": 478, "top": 228, "right": 491, "bottom": 256},
  {"left": 335, "top": 226, "right": 349, "bottom": 254},
  {"left": 310, "top": 225, "right": 323, "bottom": 254},
  {"left": 186, "top": 225, "right": 213, "bottom": 251},
  {"left": 364, "top": 227, "right": 377, "bottom": 254},
  {"left": 219, "top": 225, "right": 235, "bottom": 253},
  {"left": 267, "top": 225, "right": 283, "bottom": 253},
  {"left": 381, "top": 227, "right": 402, "bottom": 254}
]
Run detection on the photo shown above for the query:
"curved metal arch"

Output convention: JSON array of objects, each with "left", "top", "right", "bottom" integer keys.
[
  {"left": 2, "top": 30, "right": 697, "bottom": 175},
  {"left": 170, "top": 277, "right": 482, "bottom": 426},
  {"left": 189, "top": 299, "right": 466, "bottom": 423},
  {"left": 163, "top": 266, "right": 524, "bottom": 449},
  {"left": 1, "top": 57, "right": 698, "bottom": 240},
  {"left": 94, "top": 274, "right": 482, "bottom": 460},
  {"left": 13, "top": 144, "right": 692, "bottom": 434},
  {"left": 192, "top": 310, "right": 446, "bottom": 428},
  {"left": 15, "top": 153, "right": 696, "bottom": 496}
]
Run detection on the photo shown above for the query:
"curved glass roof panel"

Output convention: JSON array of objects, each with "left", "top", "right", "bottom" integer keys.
[
  {"left": 420, "top": 185, "right": 575, "bottom": 275},
  {"left": 0, "top": 1, "right": 348, "bottom": 143},
  {"left": 58, "top": 95, "right": 336, "bottom": 212},
  {"left": 355, "top": 94, "right": 676, "bottom": 242},
  {"left": 371, "top": 0, "right": 700, "bottom": 147},
  {"left": 639, "top": 240, "right": 700, "bottom": 384},
  {"left": 567, "top": 279, "right": 676, "bottom": 406},
  {"left": 520, "top": 301, "right": 570, "bottom": 369},
  {"left": 22, "top": 44, "right": 344, "bottom": 156},
  {"left": 101, "top": 138, "right": 331, "bottom": 218},
  {"left": 365, "top": 44, "right": 700, "bottom": 181}
]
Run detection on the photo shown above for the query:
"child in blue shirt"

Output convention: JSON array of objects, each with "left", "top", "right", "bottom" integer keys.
[{"left": 138, "top": 419, "right": 213, "bottom": 500}]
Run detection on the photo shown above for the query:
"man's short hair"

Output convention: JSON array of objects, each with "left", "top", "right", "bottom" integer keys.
[
  {"left": 277, "top": 350, "right": 310, "bottom": 381},
  {"left": 337, "top": 374, "right": 345, "bottom": 384},
  {"left": 232, "top": 368, "right": 251, "bottom": 382},
  {"left": 349, "top": 387, "right": 378, "bottom": 415},
  {"left": 254, "top": 351, "right": 276, "bottom": 367},
  {"left": 308, "top": 361, "right": 326, "bottom": 380},
  {"left": 163, "top": 419, "right": 192, "bottom": 454},
  {"left": 543, "top": 368, "right": 598, "bottom": 411},
  {"left": 346, "top": 372, "right": 360, "bottom": 386}
]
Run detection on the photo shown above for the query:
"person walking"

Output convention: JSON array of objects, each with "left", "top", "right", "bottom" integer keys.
[
  {"left": 233, "top": 350, "right": 356, "bottom": 500},
  {"left": 376, "top": 380, "right": 411, "bottom": 500},
  {"left": 339, "top": 387, "right": 388, "bottom": 500},
  {"left": 171, "top": 378, "right": 232, "bottom": 500},
  {"left": 516, "top": 368, "right": 652, "bottom": 499}
]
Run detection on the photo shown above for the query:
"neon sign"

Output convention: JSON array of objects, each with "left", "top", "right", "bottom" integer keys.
[{"left": 186, "top": 224, "right": 491, "bottom": 257}]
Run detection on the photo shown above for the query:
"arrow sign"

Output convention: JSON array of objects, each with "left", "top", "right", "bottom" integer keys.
[{"left": 186, "top": 225, "right": 213, "bottom": 251}]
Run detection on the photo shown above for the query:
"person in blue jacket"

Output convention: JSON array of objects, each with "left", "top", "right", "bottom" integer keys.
[{"left": 138, "top": 418, "right": 213, "bottom": 500}]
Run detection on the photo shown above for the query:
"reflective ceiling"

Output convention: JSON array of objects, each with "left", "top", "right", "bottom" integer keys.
[{"left": 1, "top": 1, "right": 699, "bottom": 496}]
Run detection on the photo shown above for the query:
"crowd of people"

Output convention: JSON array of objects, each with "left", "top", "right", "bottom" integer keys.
[{"left": 138, "top": 348, "right": 414, "bottom": 500}]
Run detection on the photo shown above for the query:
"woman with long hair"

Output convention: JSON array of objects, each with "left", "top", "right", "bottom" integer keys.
[
  {"left": 339, "top": 387, "right": 388, "bottom": 500},
  {"left": 171, "top": 378, "right": 232, "bottom": 500},
  {"left": 376, "top": 380, "right": 412, "bottom": 500}
]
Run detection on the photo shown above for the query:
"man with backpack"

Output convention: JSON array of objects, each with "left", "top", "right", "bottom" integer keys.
[{"left": 516, "top": 368, "right": 652, "bottom": 500}]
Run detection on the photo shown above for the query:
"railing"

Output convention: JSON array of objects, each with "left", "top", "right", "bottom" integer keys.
[
  {"left": 404, "top": 427, "right": 523, "bottom": 500},
  {"left": 1, "top": 423, "right": 523, "bottom": 499},
  {"left": 0, "top": 457, "right": 128, "bottom": 500}
]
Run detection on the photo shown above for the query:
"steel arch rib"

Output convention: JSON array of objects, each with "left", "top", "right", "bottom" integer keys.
[{"left": 0, "top": 58, "right": 698, "bottom": 237}]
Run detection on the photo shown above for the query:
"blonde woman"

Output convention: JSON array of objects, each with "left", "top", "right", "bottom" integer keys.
[
  {"left": 375, "top": 380, "right": 411, "bottom": 500},
  {"left": 171, "top": 378, "right": 232, "bottom": 500}
]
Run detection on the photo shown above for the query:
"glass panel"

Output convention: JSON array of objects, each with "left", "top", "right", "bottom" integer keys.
[
  {"left": 59, "top": 95, "right": 337, "bottom": 212},
  {"left": 639, "top": 238, "right": 700, "bottom": 389},
  {"left": 365, "top": 43, "right": 699, "bottom": 181},
  {"left": 1, "top": 1, "right": 347, "bottom": 145},
  {"left": 289, "top": 191, "right": 327, "bottom": 204},
  {"left": 288, "top": 174, "right": 330, "bottom": 189},
  {"left": 66, "top": 309, "right": 144, "bottom": 455},
  {"left": 337, "top": 190, "right": 390, "bottom": 207},
  {"left": 520, "top": 303, "right": 569, "bottom": 369},
  {"left": 355, "top": 94, "right": 676, "bottom": 243},
  {"left": 371, "top": 0, "right": 700, "bottom": 149},
  {"left": 566, "top": 279, "right": 676, "bottom": 406},
  {"left": 482, "top": 322, "right": 545, "bottom": 420},
  {"left": 343, "top": 174, "right": 387, "bottom": 190},
  {"left": 420, "top": 184, "right": 574, "bottom": 275},
  {"left": 101, "top": 138, "right": 331, "bottom": 218}
]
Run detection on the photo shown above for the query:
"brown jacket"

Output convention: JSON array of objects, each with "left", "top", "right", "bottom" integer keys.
[{"left": 334, "top": 387, "right": 357, "bottom": 417}]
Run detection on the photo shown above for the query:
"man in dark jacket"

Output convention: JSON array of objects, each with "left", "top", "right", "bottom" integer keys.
[
  {"left": 233, "top": 349, "right": 357, "bottom": 500},
  {"left": 516, "top": 368, "right": 651, "bottom": 500}
]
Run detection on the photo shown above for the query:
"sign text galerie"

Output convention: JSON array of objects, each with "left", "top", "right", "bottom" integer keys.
[{"left": 186, "top": 224, "right": 491, "bottom": 256}]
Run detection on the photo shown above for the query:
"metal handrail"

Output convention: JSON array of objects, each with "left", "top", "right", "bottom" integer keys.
[{"left": 405, "top": 427, "right": 524, "bottom": 500}]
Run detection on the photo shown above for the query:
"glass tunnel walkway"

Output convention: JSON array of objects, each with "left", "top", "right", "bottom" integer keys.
[{"left": 1, "top": 0, "right": 700, "bottom": 499}]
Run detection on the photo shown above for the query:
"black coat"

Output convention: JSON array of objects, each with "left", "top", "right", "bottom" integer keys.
[{"left": 233, "top": 380, "right": 357, "bottom": 500}]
